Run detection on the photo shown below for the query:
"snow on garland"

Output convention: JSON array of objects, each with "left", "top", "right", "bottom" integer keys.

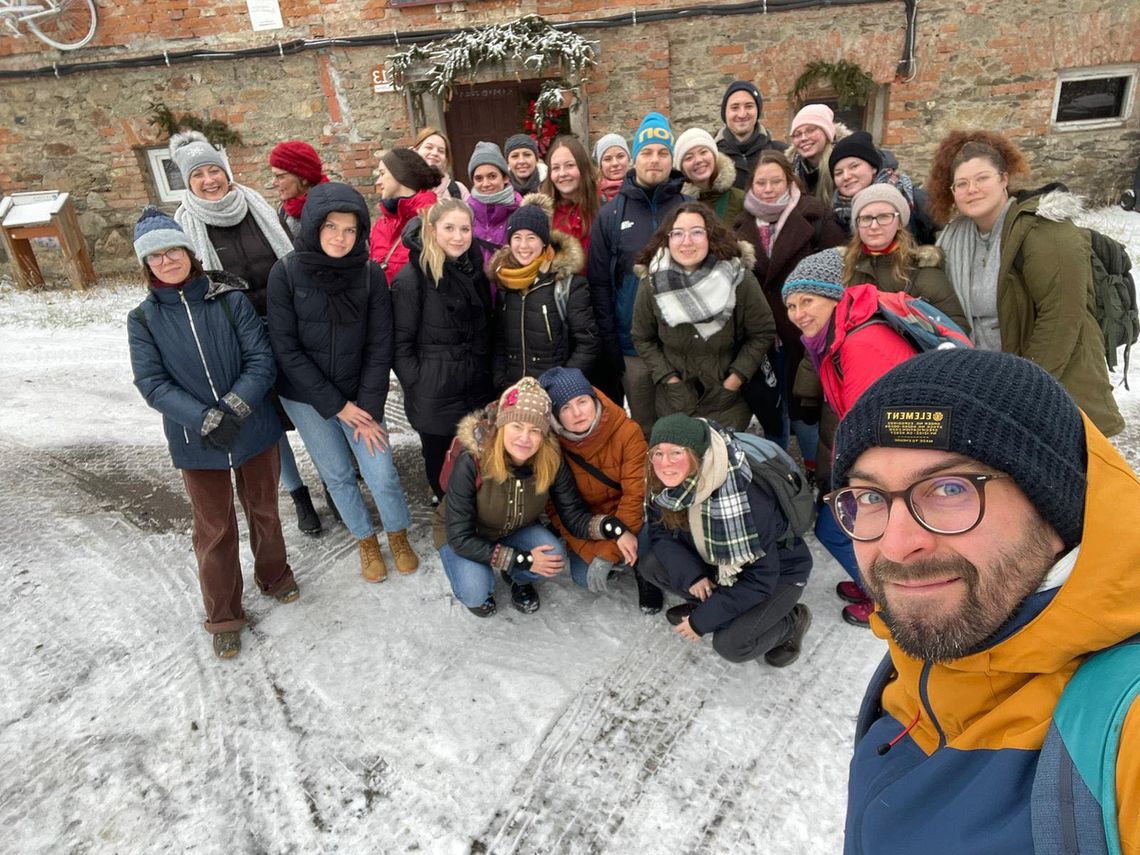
[{"left": 387, "top": 15, "right": 595, "bottom": 134}]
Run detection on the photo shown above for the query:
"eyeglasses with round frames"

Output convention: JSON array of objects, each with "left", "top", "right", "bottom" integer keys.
[
  {"left": 668, "top": 227, "right": 708, "bottom": 243},
  {"left": 823, "top": 472, "right": 1009, "bottom": 542},
  {"left": 855, "top": 212, "right": 901, "bottom": 228},
  {"left": 145, "top": 248, "right": 187, "bottom": 266},
  {"left": 790, "top": 127, "right": 822, "bottom": 141},
  {"left": 951, "top": 172, "right": 1002, "bottom": 195}
]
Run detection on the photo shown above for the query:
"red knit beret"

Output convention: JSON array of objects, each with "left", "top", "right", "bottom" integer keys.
[{"left": 268, "top": 141, "right": 324, "bottom": 186}]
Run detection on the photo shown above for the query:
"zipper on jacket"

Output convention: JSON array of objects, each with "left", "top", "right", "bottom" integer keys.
[
  {"left": 181, "top": 292, "right": 233, "bottom": 467},
  {"left": 542, "top": 305, "right": 553, "bottom": 342},
  {"left": 917, "top": 660, "right": 947, "bottom": 749},
  {"left": 519, "top": 291, "right": 528, "bottom": 368}
]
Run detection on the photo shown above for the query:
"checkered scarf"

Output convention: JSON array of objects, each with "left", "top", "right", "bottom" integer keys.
[
  {"left": 650, "top": 422, "right": 763, "bottom": 585},
  {"left": 648, "top": 248, "right": 744, "bottom": 340}
]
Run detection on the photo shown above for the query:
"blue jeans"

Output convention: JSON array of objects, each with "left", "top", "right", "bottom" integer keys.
[
  {"left": 815, "top": 497, "right": 861, "bottom": 584},
  {"left": 278, "top": 434, "right": 303, "bottom": 493},
  {"left": 769, "top": 346, "right": 819, "bottom": 462},
  {"left": 439, "top": 524, "right": 564, "bottom": 607},
  {"left": 280, "top": 397, "right": 411, "bottom": 540}
]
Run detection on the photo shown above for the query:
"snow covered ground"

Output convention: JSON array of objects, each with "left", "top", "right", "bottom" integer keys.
[{"left": 2, "top": 208, "right": 1138, "bottom": 854}]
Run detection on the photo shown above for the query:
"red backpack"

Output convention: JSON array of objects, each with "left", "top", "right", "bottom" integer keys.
[{"left": 438, "top": 435, "right": 481, "bottom": 494}]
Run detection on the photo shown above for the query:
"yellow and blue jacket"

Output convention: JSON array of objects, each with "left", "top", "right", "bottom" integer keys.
[{"left": 844, "top": 416, "right": 1140, "bottom": 855}]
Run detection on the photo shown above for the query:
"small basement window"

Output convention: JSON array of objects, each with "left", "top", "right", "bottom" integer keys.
[{"left": 1052, "top": 67, "right": 1135, "bottom": 128}]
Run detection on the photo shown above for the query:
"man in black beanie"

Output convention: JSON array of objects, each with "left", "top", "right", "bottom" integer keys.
[
  {"left": 828, "top": 348, "right": 1140, "bottom": 854},
  {"left": 714, "top": 80, "right": 785, "bottom": 190}
]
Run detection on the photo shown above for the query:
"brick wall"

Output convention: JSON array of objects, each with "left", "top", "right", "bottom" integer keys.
[{"left": 1, "top": 0, "right": 1137, "bottom": 278}]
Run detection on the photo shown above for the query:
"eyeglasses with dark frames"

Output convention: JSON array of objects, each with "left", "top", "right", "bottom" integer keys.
[{"left": 823, "top": 472, "right": 1009, "bottom": 542}]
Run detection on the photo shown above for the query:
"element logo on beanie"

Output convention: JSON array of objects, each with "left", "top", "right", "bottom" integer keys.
[{"left": 877, "top": 408, "right": 951, "bottom": 450}]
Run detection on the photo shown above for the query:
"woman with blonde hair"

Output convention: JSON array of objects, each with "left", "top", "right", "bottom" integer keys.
[
  {"left": 842, "top": 183, "right": 967, "bottom": 331},
  {"left": 434, "top": 377, "right": 628, "bottom": 617},
  {"left": 391, "top": 197, "right": 495, "bottom": 502},
  {"left": 412, "top": 126, "right": 470, "bottom": 201}
]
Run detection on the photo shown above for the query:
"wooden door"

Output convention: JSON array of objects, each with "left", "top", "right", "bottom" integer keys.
[{"left": 445, "top": 81, "right": 542, "bottom": 185}]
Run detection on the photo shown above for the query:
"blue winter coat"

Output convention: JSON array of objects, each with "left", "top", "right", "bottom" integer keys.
[
  {"left": 128, "top": 273, "right": 281, "bottom": 470},
  {"left": 586, "top": 169, "right": 688, "bottom": 363},
  {"left": 646, "top": 476, "right": 812, "bottom": 635}
]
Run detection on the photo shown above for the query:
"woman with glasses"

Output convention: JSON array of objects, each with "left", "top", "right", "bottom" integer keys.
[
  {"left": 786, "top": 104, "right": 846, "bottom": 204},
  {"left": 782, "top": 248, "right": 923, "bottom": 626},
  {"left": 632, "top": 202, "right": 776, "bottom": 431},
  {"left": 732, "top": 150, "right": 845, "bottom": 466},
  {"left": 929, "top": 130, "right": 1123, "bottom": 437},
  {"left": 128, "top": 208, "right": 297, "bottom": 660},
  {"left": 842, "top": 184, "right": 968, "bottom": 331}
]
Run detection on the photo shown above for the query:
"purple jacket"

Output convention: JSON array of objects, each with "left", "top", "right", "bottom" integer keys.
[{"left": 469, "top": 192, "right": 522, "bottom": 271}]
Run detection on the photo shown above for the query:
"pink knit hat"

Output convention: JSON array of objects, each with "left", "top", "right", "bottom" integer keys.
[{"left": 790, "top": 104, "right": 836, "bottom": 142}]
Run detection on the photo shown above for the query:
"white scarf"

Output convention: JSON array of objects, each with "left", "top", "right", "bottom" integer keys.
[{"left": 175, "top": 183, "right": 294, "bottom": 269}]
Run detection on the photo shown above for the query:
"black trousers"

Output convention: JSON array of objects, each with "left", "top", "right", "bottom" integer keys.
[
  {"left": 640, "top": 551, "right": 803, "bottom": 663},
  {"left": 419, "top": 431, "right": 454, "bottom": 500}
]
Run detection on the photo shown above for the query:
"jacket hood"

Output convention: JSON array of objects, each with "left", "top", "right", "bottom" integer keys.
[
  {"left": 488, "top": 228, "right": 585, "bottom": 284},
  {"left": 682, "top": 152, "right": 737, "bottom": 197},
  {"left": 873, "top": 417, "right": 1140, "bottom": 750},
  {"left": 618, "top": 169, "right": 687, "bottom": 204},
  {"left": 203, "top": 269, "right": 251, "bottom": 299},
  {"left": 832, "top": 282, "right": 887, "bottom": 341},
  {"left": 296, "top": 182, "right": 372, "bottom": 256},
  {"left": 632, "top": 239, "right": 756, "bottom": 278},
  {"left": 455, "top": 402, "right": 499, "bottom": 462},
  {"left": 911, "top": 244, "right": 944, "bottom": 268},
  {"left": 401, "top": 215, "right": 424, "bottom": 256},
  {"left": 1015, "top": 184, "right": 1085, "bottom": 222},
  {"left": 782, "top": 120, "right": 853, "bottom": 162}
]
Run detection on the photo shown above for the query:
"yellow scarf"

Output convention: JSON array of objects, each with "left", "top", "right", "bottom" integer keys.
[{"left": 496, "top": 246, "right": 554, "bottom": 292}]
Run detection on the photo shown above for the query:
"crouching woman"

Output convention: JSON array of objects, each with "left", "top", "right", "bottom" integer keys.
[
  {"left": 639, "top": 414, "right": 813, "bottom": 666},
  {"left": 434, "top": 377, "right": 627, "bottom": 617},
  {"left": 127, "top": 207, "right": 298, "bottom": 660}
]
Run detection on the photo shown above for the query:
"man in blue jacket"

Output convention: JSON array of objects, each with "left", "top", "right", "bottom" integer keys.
[{"left": 586, "top": 112, "right": 687, "bottom": 434}]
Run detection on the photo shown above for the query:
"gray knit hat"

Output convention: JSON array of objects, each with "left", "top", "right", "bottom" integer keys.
[
  {"left": 504, "top": 133, "right": 539, "bottom": 156},
  {"left": 851, "top": 184, "right": 911, "bottom": 228},
  {"left": 168, "top": 130, "right": 231, "bottom": 185},
  {"left": 133, "top": 205, "right": 196, "bottom": 262},
  {"left": 832, "top": 349, "right": 1088, "bottom": 550},
  {"left": 782, "top": 247, "right": 846, "bottom": 303},
  {"left": 468, "top": 141, "right": 509, "bottom": 178},
  {"left": 593, "top": 133, "right": 630, "bottom": 165}
]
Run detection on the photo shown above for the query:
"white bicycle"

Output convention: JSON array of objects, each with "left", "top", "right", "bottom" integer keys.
[{"left": 0, "top": 0, "right": 97, "bottom": 51}]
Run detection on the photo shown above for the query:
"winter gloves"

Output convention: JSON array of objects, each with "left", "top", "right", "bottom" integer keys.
[
  {"left": 586, "top": 557, "right": 617, "bottom": 594},
  {"left": 200, "top": 393, "right": 251, "bottom": 451}
]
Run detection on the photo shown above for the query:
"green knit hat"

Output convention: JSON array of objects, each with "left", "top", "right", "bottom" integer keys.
[{"left": 649, "top": 414, "right": 710, "bottom": 458}]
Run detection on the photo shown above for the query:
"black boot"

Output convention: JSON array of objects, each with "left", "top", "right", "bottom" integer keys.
[
  {"left": 322, "top": 481, "right": 343, "bottom": 525},
  {"left": 764, "top": 605, "right": 813, "bottom": 668},
  {"left": 510, "top": 582, "right": 540, "bottom": 614},
  {"left": 290, "top": 486, "right": 322, "bottom": 535},
  {"left": 666, "top": 602, "right": 696, "bottom": 627},
  {"left": 634, "top": 568, "right": 663, "bottom": 615},
  {"left": 467, "top": 596, "right": 497, "bottom": 618}
]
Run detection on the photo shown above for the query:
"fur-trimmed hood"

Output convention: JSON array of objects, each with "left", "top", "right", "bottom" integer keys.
[
  {"left": 487, "top": 228, "right": 585, "bottom": 284},
  {"left": 682, "top": 151, "right": 738, "bottom": 197},
  {"left": 633, "top": 239, "right": 756, "bottom": 278},
  {"left": 203, "top": 269, "right": 251, "bottom": 299},
  {"left": 454, "top": 402, "right": 498, "bottom": 462},
  {"left": 840, "top": 243, "right": 945, "bottom": 269},
  {"left": 1019, "top": 184, "right": 1086, "bottom": 222}
]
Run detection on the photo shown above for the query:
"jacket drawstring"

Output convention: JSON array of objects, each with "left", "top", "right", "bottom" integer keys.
[{"left": 877, "top": 708, "right": 921, "bottom": 756}]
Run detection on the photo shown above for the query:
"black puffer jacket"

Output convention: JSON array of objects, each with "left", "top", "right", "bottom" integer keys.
[
  {"left": 267, "top": 182, "right": 394, "bottom": 421},
  {"left": 391, "top": 218, "right": 496, "bottom": 435},
  {"left": 490, "top": 229, "right": 599, "bottom": 391}
]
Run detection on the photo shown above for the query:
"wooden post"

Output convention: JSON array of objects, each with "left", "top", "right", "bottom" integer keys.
[
  {"left": 0, "top": 227, "right": 46, "bottom": 289},
  {"left": 1, "top": 192, "right": 96, "bottom": 291}
]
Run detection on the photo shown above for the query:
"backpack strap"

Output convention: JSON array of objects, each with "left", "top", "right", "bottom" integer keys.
[
  {"left": 379, "top": 239, "right": 401, "bottom": 271},
  {"left": 1032, "top": 634, "right": 1140, "bottom": 855},
  {"left": 563, "top": 447, "right": 622, "bottom": 493},
  {"left": 131, "top": 305, "right": 149, "bottom": 332}
]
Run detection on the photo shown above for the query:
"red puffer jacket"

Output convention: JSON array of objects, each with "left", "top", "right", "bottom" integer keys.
[
  {"left": 369, "top": 189, "right": 437, "bottom": 280},
  {"left": 819, "top": 283, "right": 917, "bottom": 418}
]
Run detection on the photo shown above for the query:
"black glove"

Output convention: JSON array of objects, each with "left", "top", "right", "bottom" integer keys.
[{"left": 203, "top": 411, "right": 243, "bottom": 451}]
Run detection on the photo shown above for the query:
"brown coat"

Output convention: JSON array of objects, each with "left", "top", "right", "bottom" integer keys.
[{"left": 548, "top": 389, "right": 647, "bottom": 565}]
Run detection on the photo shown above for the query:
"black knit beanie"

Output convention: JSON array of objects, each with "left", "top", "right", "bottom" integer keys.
[
  {"left": 720, "top": 80, "right": 763, "bottom": 123},
  {"left": 831, "top": 349, "right": 1088, "bottom": 550},
  {"left": 382, "top": 148, "right": 443, "bottom": 193},
  {"left": 650, "top": 414, "right": 711, "bottom": 459},
  {"left": 506, "top": 203, "right": 551, "bottom": 246},
  {"left": 828, "top": 131, "right": 883, "bottom": 175}
]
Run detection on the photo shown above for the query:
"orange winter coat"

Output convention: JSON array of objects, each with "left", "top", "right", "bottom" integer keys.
[{"left": 548, "top": 388, "right": 647, "bottom": 565}]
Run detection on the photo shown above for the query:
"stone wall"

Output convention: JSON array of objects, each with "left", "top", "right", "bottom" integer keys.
[{"left": 1, "top": 0, "right": 1137, "bottom": 278}]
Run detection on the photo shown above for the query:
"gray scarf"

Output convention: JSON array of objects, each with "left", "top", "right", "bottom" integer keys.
[
  {"left": 937, "top": 197, "right": 1014, "bottom": 349},
  {"left": 175, "top": 183, "right": 294, "bottom": 269},
  {"left": 470, "top": 186, "right": 518, "bottom": 207},
  {"left": 648, "top": 248, "right": 744, "bottom": 340}
]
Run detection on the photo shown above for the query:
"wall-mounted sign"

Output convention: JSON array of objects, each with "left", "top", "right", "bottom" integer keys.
[
  {"left": 372, "top": 66, "right": 396, "bottom": 94},
  {"left": 246, "top": 0, "right": 283, "bottom": 32}
]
